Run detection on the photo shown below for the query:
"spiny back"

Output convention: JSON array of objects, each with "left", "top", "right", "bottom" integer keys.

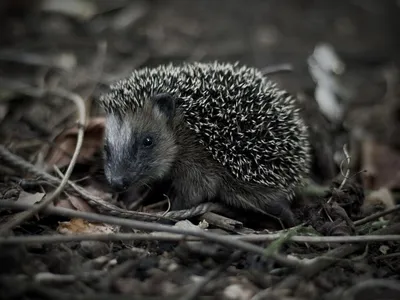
[{"left": 99, "top": 61, "right": 310, "bottom": 191}]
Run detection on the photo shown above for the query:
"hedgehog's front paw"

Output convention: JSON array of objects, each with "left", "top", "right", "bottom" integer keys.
[
  {"left": 266, "top": 200, "right": 297, "bottom": 228},
  {"left": 168, "top": 189, "right": 203, "bottom": 211}
]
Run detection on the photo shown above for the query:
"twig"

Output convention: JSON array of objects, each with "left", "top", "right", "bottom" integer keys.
[
  {"left": 2, "top": 230, "right": 400, "bottom": 246},
  {"left": 263, "top": 226, "right": 302, "bottom": 257},
  {"left": 98, "top": 259, "right": 136, "bottom": 291},
  {"left": 251, "top": 243, "right": 361, "bottom": 300},
  {"left": 354, "top": 204, "right": 400, "bottom": 226},
  {"left": 374, "top": 252, "right": 400, "bottom": 260},
  {"left": 341, "top": 279, "right": 400, "bottom": 300},
  {"left": 179, "top": 251, "right": 242, "bottom": 300},
  {"left": 163, "top": 203, "right": 225, "bottom": 219},
  {"left": 127, "top": 186, "right": 150, "bottom": 210},
  {"left": 317, "top": 144, "right": 351, "bottom": 223},
  {"left": 200, "top": 212, "right": 243, "bottom": 232},
  {"left": 0, "top": 200, "right": 301, "bottom": 269},
  {"left": 0, "top": 88, "right": 86, "bottom": 235},
  {"left": 271, "top": 222, "right": 400, "bottom": 292},
  {"left": 35, "top": 270, "right": 105, "bottom": 283},
  {"left": 327, "top": 144, "right": 351, "bottom": 204},
  {"left": 337, "top": 145, "right": 351, "bottom": 192}
]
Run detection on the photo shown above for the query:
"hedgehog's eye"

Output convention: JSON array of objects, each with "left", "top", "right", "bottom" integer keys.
[{"left": 143, "top": 136, "right": 153, "bottom": 147}]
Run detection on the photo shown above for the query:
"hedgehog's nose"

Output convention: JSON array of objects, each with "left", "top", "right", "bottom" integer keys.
[{"left": 109, "top": 177, "right": 130, "bottom": 192}]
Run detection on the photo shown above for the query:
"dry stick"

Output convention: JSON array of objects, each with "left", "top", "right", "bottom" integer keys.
[
  {"left": 179, "top": 250, "right": 242, "bottom": 300},
  {"left": 2, "top": 231, "right": 400, "bottom": 246},
  {"left": 318, "top": 144, "right": 351, "bottom": 222},
  {"left": 354, "top": 204, "right": 400, "bottom": 226},
  {"left": 0, "top": 88, "right": 86, "bottom": 235},
  {"left": 98, "top": 259, "right": 137, "bottom": 291},
  {"left": 0, "top": 200, "right": 301, "bottom": 269},
  {"left": 201, "top": 211, "right": 243, "bottom": 232},
  {"left": 341, "top": 279, "right": 400, "bottom": 300},
  {"left": 273, "top": 222, "right": 400, "bottom": 292},
  {"left": 250, "top": 242, "right": 361, "bottom": 300},
  {"left": 374, "top": 252, "right": 400, "bottom": 260},
  {"left": 329, "top": 144, "right": 351, "bottom": 203},
  {"left": 325, "top": 144, "right": 351, "bottom": 206},
  {"left": 30, "top": 270, "right": 106, "bottom": 284}
]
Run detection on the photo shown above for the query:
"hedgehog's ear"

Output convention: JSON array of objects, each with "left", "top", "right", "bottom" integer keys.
[{"left": 150, "top": 93, "right": 176, "bottom": 123}]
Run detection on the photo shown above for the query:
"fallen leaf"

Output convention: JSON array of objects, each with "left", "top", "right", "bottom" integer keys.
[
  {"left": 379, "top": 245, "right": 390, "bottom": 255},
  {"left": 55, "top": 195, "right": 96, "bottom": 213},
  {"left": 44, "top": 117, "right": 105, "bottom": 171},
  {"left": 361, "top": 188, "right": 395, "bottom": 219},
  {"left": 57, "top": 218, "right": 119, "bottom": 234},
  {"left": 18, "top": 191, "right": 45, "bottom": 205},
  {"left": 0, "top": 191, "right": 46, "bottom": 225}
]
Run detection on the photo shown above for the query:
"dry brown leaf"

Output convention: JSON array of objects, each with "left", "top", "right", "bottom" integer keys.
[
  {"left": 44, "top": 117, "right": 105, "bottom": 171},
  {"left": 361, "top": 138, "right": 400, "bottom": 190},
  {"left": 57, "top": 218, "right": 118, "bottom": 234}
]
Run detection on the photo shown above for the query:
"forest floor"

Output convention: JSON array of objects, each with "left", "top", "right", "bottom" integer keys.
[{"left": 0, "top": 1, "right": 400, "bottom": 299}]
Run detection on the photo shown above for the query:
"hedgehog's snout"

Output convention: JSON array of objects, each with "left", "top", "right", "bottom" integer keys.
[{"left": 108, "top": 175, "right": 131, "bottom": 192}]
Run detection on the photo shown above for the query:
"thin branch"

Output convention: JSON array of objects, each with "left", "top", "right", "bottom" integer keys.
[
  {"left": 342, "top": 279, "right": 400, "bottom": 300},
  {"left": 327, "top": 144, "right": 351, "bottom": 204},
  {"left": 374, "top": 252, "right": 400, "bottom": 260},
  {"left": 179, "top": 251, "right": 242, "bottom": 300},
  {"left": 0, "top": 88, "right": 86, "bottom": 235},
  {"left": 318, "top": 144, "right": 351, "bottom": 223},
  {"left": 272, "top": 222, "right": 400, "bottom": 292},
  {"left": 354, "top": 204, "right": 400, "bottom": 226},
  {"left": 1, "top": 231, "right": 400, "bottom": 246},
  {"left": 337, "top": 144, "right": 351, "bottom": 191},
  {"left": 98, "top": 259, "right": 136, "bottom": 291},
  {"left": 0, "top": 200, "right": 301, "bottom": 269}
]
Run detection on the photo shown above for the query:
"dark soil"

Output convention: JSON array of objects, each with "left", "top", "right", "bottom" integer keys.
[{"left": 0, "top": 1, "right": 400, "bottom": 299}]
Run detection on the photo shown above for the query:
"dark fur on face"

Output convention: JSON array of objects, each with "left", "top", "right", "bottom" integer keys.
[{"left": 103, "top": 93, "right": 178, "bottom": 192}]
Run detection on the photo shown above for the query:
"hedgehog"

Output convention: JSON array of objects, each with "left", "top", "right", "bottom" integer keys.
[{"left": 99, "top": 61, "right": 310, "bottom": 227}]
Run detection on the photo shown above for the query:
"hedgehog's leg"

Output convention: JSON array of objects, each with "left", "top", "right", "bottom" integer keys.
[
  {"left": 219, "top": 181, "right": 297, "bottom": 227},
  {"left": 167, "top": 165, "right": 220, "bottom": 210}
]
